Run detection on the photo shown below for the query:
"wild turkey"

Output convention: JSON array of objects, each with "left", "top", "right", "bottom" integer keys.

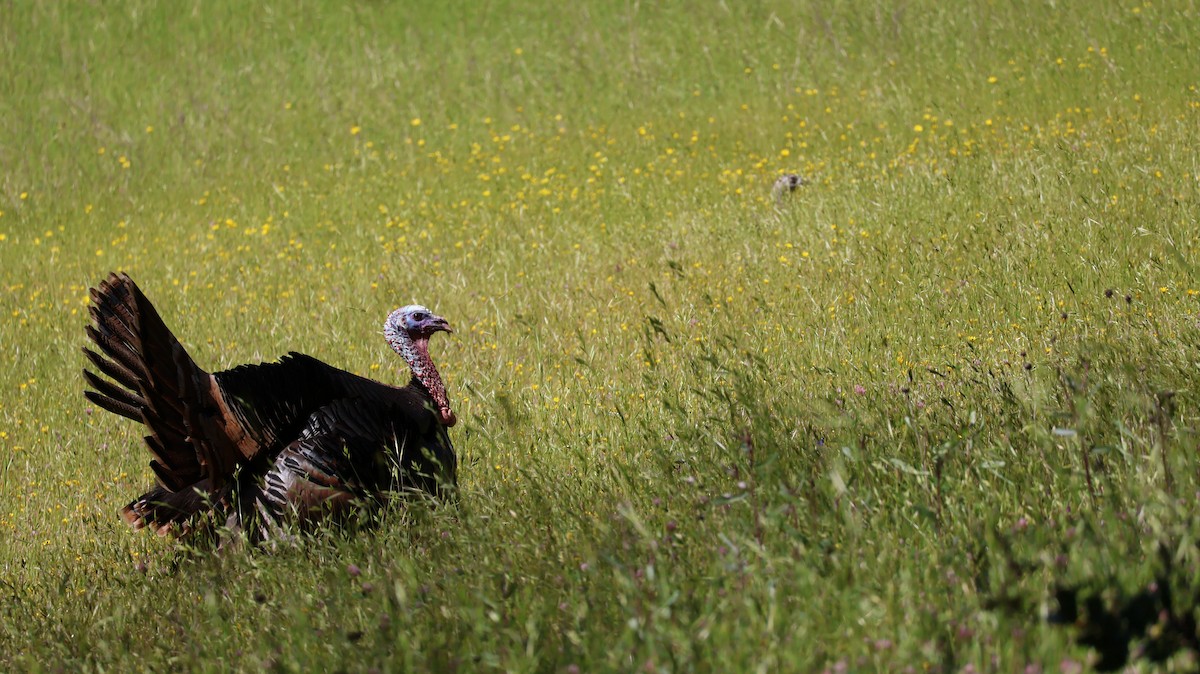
[{"left": 83, "top": 272, "right": 457, "bottom": 541}]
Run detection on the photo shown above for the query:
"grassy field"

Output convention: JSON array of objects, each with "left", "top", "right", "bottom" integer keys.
[{"left": 2, "top": 0, "right": 1199, "bottom": 671}]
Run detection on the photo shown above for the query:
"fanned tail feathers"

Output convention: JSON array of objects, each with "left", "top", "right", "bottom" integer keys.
[
  {"left": 119, "top": 481, "right": 219, "bottom": 536},
  {"left": 83, "top": 272, "right": 245, "bottom": 531}
]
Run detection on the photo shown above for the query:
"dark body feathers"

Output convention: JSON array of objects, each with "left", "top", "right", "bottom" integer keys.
[{"left": 83, "top": 272, "right": 456, "bottom": 540}]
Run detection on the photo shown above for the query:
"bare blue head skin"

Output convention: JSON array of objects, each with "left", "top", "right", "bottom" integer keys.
[{"left": 383, "top": 305, "right": 456, "bottom": 426}]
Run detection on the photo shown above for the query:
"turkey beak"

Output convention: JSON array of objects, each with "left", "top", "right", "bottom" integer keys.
[{"left": 433, "top": 316, "right": 453, "bottom": 334}]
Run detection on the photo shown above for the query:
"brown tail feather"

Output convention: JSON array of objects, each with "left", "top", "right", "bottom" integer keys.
[
  {"left": 82, "top": 369, "right": 142, "bottom": 412},
  {"left": 84, "top": 389, "right": 142, "bottom": 422},
  {"left": 91, "top": 276, "right": 143, "bottom": 337},
  {"left": 84, "top": 324, "right": 147, "bottom": 383},
  {"left": 86, "top": 296, "right": 138, "bottom": 350},
  {"left": 82, "top": 346, "right": 141, "bottom": 395},
  {"left": 120, "top": 481, "right": 216, "bottom": 533},
  {"left": 87, "top": 292, "right": 139, "bottom": 351},
  {"left": 142, "top": 433, "right": 172, "bottom": 464}
]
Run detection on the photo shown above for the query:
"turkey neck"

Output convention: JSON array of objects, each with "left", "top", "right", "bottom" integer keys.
[{"left": 387, "top": 331, "right": 456, "bottom": 427}]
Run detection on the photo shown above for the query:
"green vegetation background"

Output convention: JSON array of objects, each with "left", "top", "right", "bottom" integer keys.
[{"left": 1, "top": 1, "right": 1198, "bottom": 671}]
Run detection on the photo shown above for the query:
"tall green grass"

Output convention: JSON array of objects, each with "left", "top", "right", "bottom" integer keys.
[{"left": 2, "top": 0, "right": 1199, "bottom": 670}]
